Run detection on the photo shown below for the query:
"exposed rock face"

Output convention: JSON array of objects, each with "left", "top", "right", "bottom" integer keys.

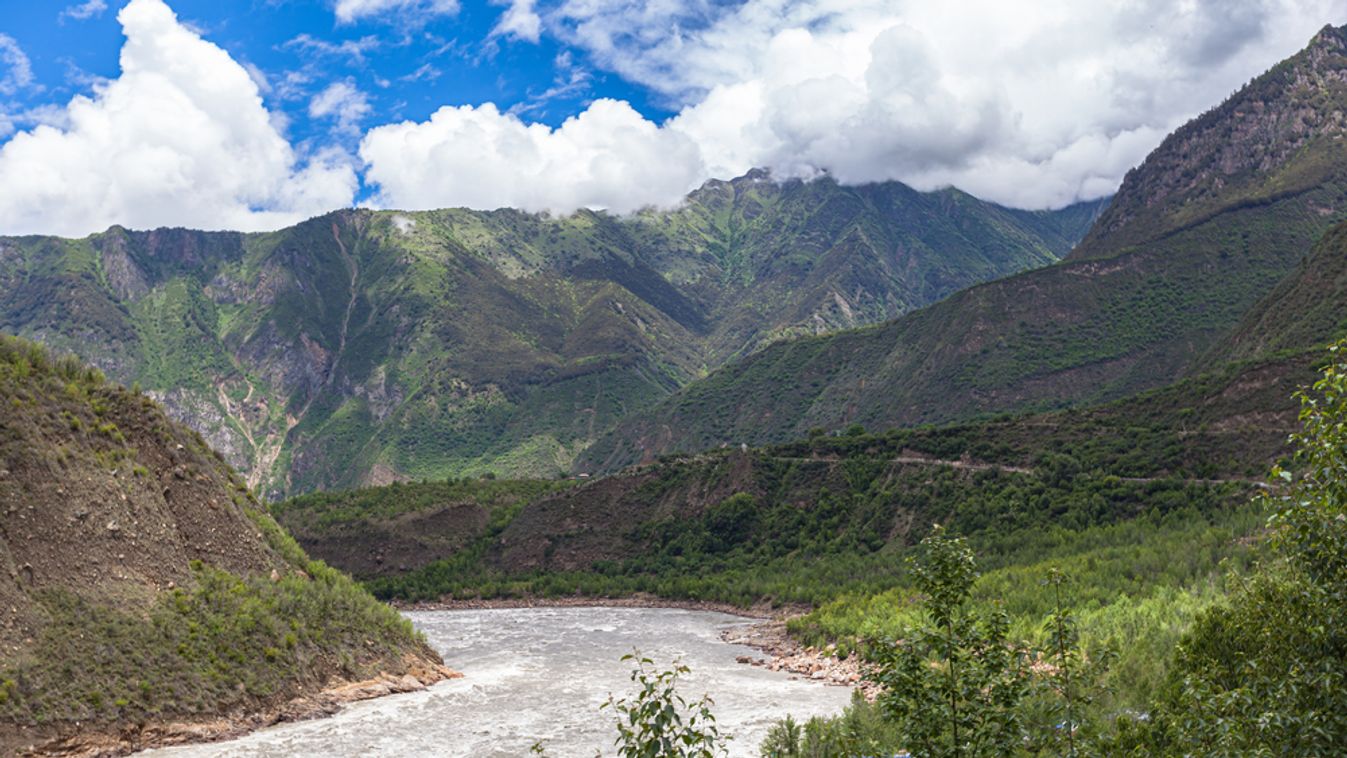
[
  {"left": 95, "top": 231, "right": 150, "bottom": 302},
  {"left": 1073, "top": 24, "right": 1347, "bottom": 259}
]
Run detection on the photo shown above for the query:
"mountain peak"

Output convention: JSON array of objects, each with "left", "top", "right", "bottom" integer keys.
[
  {"left": 1309, "top": 23, "right": 1347, "bottom": 52},
  {"left": 1070, "top": 23, "right": 1347, "bottom": 259}
]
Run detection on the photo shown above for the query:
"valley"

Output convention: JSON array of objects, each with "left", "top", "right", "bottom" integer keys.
[
  {"left": 2, "top": 14, "right": 1347, "bottom": 758},
  {"left": 1, "top": 178, "right": 1102, "bottom": 498}
]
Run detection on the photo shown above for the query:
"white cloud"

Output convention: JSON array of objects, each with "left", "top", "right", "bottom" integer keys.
[
  {"left": 284, "top": 33, "right": 381, "bottom": 64},
  {"left": 360, "top": 99, "right": 706, "bottom": 213},
  {"left": 540, "top": 0, "right": 1342, "bottom": 209},
  {"left": 492, "top": 0, "right": 542, "bottom": 43},
  {"left": 5, "top": 0, "right": 1342, "bottom": 233},
  {"left": 310, "top": 78, "right": 372, "bottom": 135},
  {"left": 0, "top": 34, "right": 34, "bottom": 95},
  {"left": 333, "top": 0, "right": 459, "bottom": 24},
  {"left": 0, "top": 0, "right": 355, "bottom": 237},
  {"left": 60, "top": 0, "right": 109, "bottom": 22}
]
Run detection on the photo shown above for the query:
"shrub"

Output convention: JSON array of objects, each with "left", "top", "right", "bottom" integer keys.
[
  {"left": 867, "top": 527, "right": 1031, "bottom": 757},
  {"left": 603, "top": 654, "right": 727, "bottom": 758}
]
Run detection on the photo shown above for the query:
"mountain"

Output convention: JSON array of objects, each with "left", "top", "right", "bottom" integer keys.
[
  {"left": 0, "top": 335, "right": 450, "bottom": 755},
  {"left": 582, "top": 25, "right": 1347, "bottom": 472},
  {"left": 1201, "top": 217, "right": 1347, "bottom": 366},
  {"left": 276, "top": 342, "right": 1308, "bottom": 587},
  {"left": 0, "top": 174, "right": 1101, "bottom": 497}
]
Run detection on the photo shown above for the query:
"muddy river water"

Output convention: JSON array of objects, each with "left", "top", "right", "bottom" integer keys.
[{"left": 141, "top": 607, "right": 854, "bottom": 757}]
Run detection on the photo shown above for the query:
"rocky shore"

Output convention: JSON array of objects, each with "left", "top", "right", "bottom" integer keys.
[
  {"left": 721, "top": 618, "right": 880, "bottom": 700},
  {"left": 21, "top": 657, "right": 461, "bottom": 758}
]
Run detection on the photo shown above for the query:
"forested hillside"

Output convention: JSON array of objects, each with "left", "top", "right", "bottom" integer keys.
[{"left": 0, "top": 175, "right": 1099, "bottom": 497}]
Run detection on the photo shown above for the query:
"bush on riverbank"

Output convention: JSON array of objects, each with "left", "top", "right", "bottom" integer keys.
[{"left": 0, "top": 558, "right": 429, "bottom": 729}]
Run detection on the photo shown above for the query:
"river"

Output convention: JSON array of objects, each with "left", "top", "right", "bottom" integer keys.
[{"left": 141, "top": 607, "right": 854, "bottom": 757}]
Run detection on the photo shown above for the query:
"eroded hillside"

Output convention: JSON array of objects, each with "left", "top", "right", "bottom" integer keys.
[{"left": 0, "top": 336, "right": 447, "bottom": 756}]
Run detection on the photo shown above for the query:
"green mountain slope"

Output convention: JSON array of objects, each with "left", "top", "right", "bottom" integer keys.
[
  {"left": 0, "top": 335, "right": 447, "bottom": 755},
  {"left": 273, "top": 342, "right": 1314, "bottom": 712},
  {"left": 1, "top": 175, "right": 1097, "bottom": 496},
  {"left": 277, "top": 341, "right": 1310, "bottom": 586},
  {"left": 583, "top": 25, "right": 1347, "bottom": 472},
  {"left": 1201, "top": 218, "right": 1347, "bottom": 365}
]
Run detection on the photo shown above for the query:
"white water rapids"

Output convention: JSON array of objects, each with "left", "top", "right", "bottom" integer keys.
[{"left": 140, "top": 607, "right": 854, "bottom": 757}]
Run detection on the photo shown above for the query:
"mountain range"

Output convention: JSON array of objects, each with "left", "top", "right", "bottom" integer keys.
[
  {"left": 6, "top": 19, "right": 1347, "bottom": 758},
  {"left": 0, "top": 170, "right": 1103, "bottom": 497},
  {"left": 583, "top": 24, "right": 1347, "bottom": 471}
]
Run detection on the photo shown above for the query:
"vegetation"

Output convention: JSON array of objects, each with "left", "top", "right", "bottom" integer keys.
[
  {"left": 2, "top": 178, "right": 1096, "bottom": 497},
  {"left": 0, "top": 334, "right": 438, "bottom": 747},
  {"left": 869, "top": 528, "right": 1031, "bottom": 757},
  {"left": 274, "top": 477, "right": 572, "bottom": 532},
  {"left": 604, "top": 654, "right": 727, "bottom": 758},
  {"left": 760, "top": 338, "right": 1347, "bottom": 756},
  {"left": 0, "top": 561, "right": 422, "bottom": 728},
  {"left": 1130, "top": 339, "right": 1347, "bottom": 754}
]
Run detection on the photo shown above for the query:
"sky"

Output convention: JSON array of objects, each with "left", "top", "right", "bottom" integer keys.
[{"left": 0, "top": 0, "right": 1342, "bottom": 237}]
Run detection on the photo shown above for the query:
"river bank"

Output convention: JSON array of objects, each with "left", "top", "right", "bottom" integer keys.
[
  {"left": 394, "top": 593, "right": 800, "bottom": 619},
  {"left": 135, "top": 607, "right": 854, "bottom": 758},
  {"left": 22, "top": 657, "right": 460, "bottom": 758}
]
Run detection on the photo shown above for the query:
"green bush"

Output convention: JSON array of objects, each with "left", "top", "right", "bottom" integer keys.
[
  {"left": 603, "top": 654, "right": 726, "bottom": 758},
  {"left": 1142, "top": 340, "right": 1347, "bottom": 755}
]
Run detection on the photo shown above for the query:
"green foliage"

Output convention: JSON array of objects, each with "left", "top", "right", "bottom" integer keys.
[
  {"left": 0, "top": 562, "right": 425, "bottom": 728},
  {"left": 604, "top": 654, "right": 727, "bottom": 758},
  {"left": 274, "top": 478, "right": 572, "bottom": 531},
  {"left": 1020, "top": 570, "right": 1114, "bottom": 757},
  {"left": 868, "top": 528, "right": 1031, "bottom": 757},
  {"left": 1146, "top": 339, "right": 1347, "bottom": 755},
  {"left": 758, "top": 694, "right": 901, "bottom": 758}
]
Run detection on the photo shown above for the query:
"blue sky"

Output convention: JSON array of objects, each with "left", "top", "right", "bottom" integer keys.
[
  {"left": 0, "top": 0, "right": 1342, "bottom": 236},
  {"left": 2, "top": 0, "right": 676, "bottom": 160}
]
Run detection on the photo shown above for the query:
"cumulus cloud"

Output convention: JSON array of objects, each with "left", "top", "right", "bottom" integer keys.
[
  {"left": 492, "top": 0, "right": 543, "bottom": 42},
  {"left": 310, "top": 78, "right": 372, "bottom": 135},
  {"left": 0, "top": 0, "right": 355, "bottom": 237},
  {"left": 0, "top": 34, "right": 34, "bottom": 96},
  {"left": 333, "top": 0, "right": 459, "bottom": 25},
  {"left": 5, "top": 0, "right": 1342, "bottom": 231},
  {"left": 360, "top": 99, "right": 706, "bottom": 213},
  {"left": 60, "top": 0, "right": 109, "bottom": 22},
  {"left": 538, "top": 0, "right": 1341, "bottom": 209}
]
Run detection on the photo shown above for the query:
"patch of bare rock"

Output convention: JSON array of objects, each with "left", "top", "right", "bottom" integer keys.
[{"left": 722, "top": 618, "right": 880, "bottom": 701}]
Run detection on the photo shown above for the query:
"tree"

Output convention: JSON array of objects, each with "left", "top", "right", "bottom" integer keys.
[
  {"left": 868, "top": 526, "right": 1030, "bottom": 757},
  {"left": 604, "top": 654, "right": 727, "bottom": 758},
  {"left": 1158, "top": 340, "right": 1347, "bottom": 755},
  {"left": 1023, "top": 569, "right": 1112, "bottom": 757}
]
